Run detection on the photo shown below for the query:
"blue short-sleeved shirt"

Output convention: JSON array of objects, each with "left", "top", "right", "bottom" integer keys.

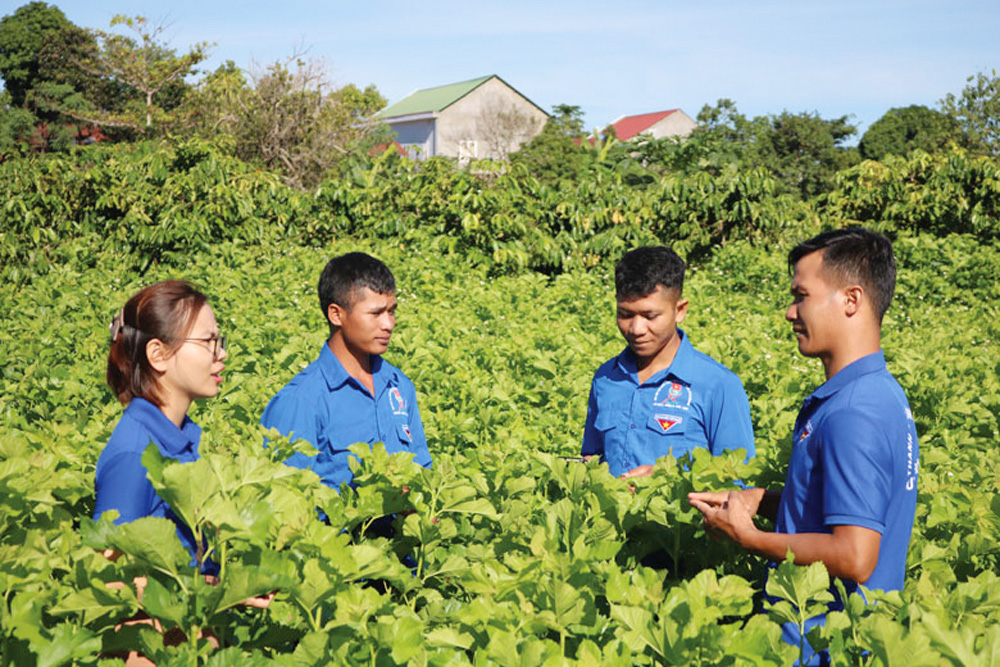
[
  {"left": 581, "top": 329, "right": 755, "bottom": 476},
  {"left": 94, "top": 397, "right": 206, "bottom": 566},
  {"left": 260, "top": 344, "right": 432, "bottom": 489},
  {"left": 775, "top": 351, "right": 919, "bottom": 659}
]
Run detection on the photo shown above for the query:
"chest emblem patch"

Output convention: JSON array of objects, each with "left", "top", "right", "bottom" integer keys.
[
  {"left": 653, "top": 381, "right": 691, "bottom": 408},
  {"left": 798, "top": 420, "right": 813, "bottom": 442},
  {"left": 655, "top": 414, "right": 682, "bottom": 432},
  {"left": 389, "top": 387, "right": 407, "bottom": 415}
]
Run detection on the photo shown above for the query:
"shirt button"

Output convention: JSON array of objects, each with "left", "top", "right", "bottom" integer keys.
[{"left": 630, "top": 424, "right": 636, "bottom": 429}]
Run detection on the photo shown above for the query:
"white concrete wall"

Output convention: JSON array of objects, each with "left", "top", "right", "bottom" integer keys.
[
  {"left": 436, "top": 78, "right": 547, "bottom": 161},
  {"left": 647, "top": 110, "right": 698, "bottom": 139}
]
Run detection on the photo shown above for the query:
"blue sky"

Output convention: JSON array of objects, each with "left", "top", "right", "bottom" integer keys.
[{"left": 42, "top": 1, "right": 1000, "bottom": 139}]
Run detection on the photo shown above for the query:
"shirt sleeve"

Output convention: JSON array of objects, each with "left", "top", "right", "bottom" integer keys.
[
  {"left": 260, "top": 389, "right": 323, "bottom": 470},
  {"left": 93, "top": 452, "right": 156, "bottom": 524},
  {"left": 581, "top": 377, "right": 602, "bottom": 457},
  {"left": 407, "top": 386, "right": 432, "bottom": 469},
  {"left": 820, "top": 409, "right": 893, "bottom": 533},
  {"left": 704, "top": 373, "right": 755, "bottom": 461}
]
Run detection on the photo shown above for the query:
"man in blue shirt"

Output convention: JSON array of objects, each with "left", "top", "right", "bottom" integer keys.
[
  {"left": 582, "top": 246, "right": 754, "bottom": 478},
  {"left": 261, "top": 253, "right": 432, "bottom": 490},
  {"left": 689, "top": 229, "right": 919, "bottom": 664}
]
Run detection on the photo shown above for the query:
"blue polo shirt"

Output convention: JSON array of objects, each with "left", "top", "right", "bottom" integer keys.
[
  {"left": 93, "top": 397, "right": 206, "bottom": 567},
  {"left": 260, "top": 344, "right": 432, "bottom": 489},
  {"left": 775, "top": 351, "right": 919, "bottom": 660},
  {"left": 581, "top": 329, "right": 754, "bottom": 476}
]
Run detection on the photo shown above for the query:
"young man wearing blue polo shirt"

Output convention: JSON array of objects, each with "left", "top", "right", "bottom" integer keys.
[
  {"left": 689, "top": 229, "right": 919, "bottom": 664},
  {"left": 581, "top": 246, "right": 754, "bottom": 478},
  {"left": 261, "top": 253, "right": 432, "bottom": 489}
]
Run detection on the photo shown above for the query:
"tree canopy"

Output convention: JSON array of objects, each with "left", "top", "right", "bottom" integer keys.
[
  {"left": 601, "top": 99, "right": 858, "bottom": 199},
  {"left": 858, "top": 105, "right": 963, "bottom": 160},
  {"left": 0, "top": 1, "right": 69, "bottom": 107},
  {"left": 940, "top": 69, "right": 1000, "bottom": 156},
  {"left": 510, "top": 104, "right": 594, "bottom": 184}
]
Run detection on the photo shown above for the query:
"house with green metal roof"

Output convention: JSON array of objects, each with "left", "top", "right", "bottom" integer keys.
[{"left": 376, "top": 74, "right": 547, "bottom": 162}]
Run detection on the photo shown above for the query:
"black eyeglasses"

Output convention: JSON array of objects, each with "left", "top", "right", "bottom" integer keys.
[{"left": 183, "top": 334, "right": 227, "bottom": 358}]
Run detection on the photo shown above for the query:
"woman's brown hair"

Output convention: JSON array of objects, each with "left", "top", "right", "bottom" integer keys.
[{"left": 107, "top": 280, "right": 208, "bottom": 405}]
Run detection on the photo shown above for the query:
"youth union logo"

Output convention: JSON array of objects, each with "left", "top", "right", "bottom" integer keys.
[
  {"left": 389, "top": 387, "right": 407, "bottom": 415},
  {"left": 653, "top": 381, "right": 691, "bottom": 408}
]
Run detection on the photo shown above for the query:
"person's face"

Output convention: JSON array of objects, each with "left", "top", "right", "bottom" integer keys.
[
  {"left": 616, "top": 285, "right": 688, "bottom": 362},
  {"left": 330, "top": 288, "right": 397, "bottom": 356},
  {"left": 786, "top": 250, "right": 844, "bottom": 359},
  {"left": 159, "top": 304, "right": 227, "bottom": 402}
]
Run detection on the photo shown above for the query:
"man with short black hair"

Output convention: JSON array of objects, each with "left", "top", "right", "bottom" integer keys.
[
  {"left": 690, "top": 228, "right": 919, "bottom": 664},
  {"left": 582, "top": 246, "right": 754, "bottom": 478},
  {"left": 261, "top": 252, "right": 431, "bottom": 488}
]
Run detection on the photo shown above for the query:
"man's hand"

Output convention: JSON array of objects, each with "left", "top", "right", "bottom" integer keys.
[
  {"left": 203, "top": 574, "right": 276, "bottom": 609},
  {"left": 688, "top": 488, "right": 767, "bottom": 546},
  {"left": 243, "top": 591, "right": 276, "bottom": 609},
  {"left": 689, "top": 489, "right": 882, "bottom": 583},
  {"left": 621, "top": 464, "right": 654, "bottom": 478}
]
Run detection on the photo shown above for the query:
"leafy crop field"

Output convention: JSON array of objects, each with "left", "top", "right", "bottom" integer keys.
[{"left": 2, "top": 145, "right": 1000, "bottom": 665}]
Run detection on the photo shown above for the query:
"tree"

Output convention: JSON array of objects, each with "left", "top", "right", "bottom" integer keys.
[
  {"left": 858, "top": 105, "right": 964, "bottom": 160},
  {"left": 0, "top": 90, "right": 35, "bottom": 156},
  {"left": 549, "top": 103, "right": 586, "bottom": 138},
  {"left": 476, "top": 102, "right": 543, "bottom": 161},
  {"left": 509, "top": 103, "right": 594, "bottom": 183},
  {"left": 37, "top": 22, "right": 128, "bottom": 114},
  {"left": 607, "top": 98, "right": 752, "bottom": 177},
  {"left": 0, "top": 4, "right": 109, "bottom": 152},
  {"left": 184, "top": 57, "right": 388, "bottom": 188},
  {"left": 0, "top": 2, "right": 69, "bottom": 107},
  {"left": 751, "top": 110, "right": 858, "bottom": 199},
  {"left": 940, "top": 69, "right": 1000, "bottom": 156},
  {"left": 603, "top": 99, "right": 858, "bottom": 198},
  {"left": 75, "top": 15, "right": 211, "bottom": 132}
]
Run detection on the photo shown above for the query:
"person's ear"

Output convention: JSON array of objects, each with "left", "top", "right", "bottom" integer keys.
[
  {"left": 145, "top": 338, "right": 171, "bottom": 373},
  {"left": 328, "top": 303, "right": 346, "bottom": 328},
  {"left": 674, "top": 298, "right": 690, "bottom": 324},
  {"left": 843, "top": 285, "right": 864, "bottom": 317}
]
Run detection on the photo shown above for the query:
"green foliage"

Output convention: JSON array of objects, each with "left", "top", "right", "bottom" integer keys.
[
  {"left": 0, "top": 91, "right": 36, "bottom": 156},
  {"left": 1, "top": 132, "right": 1000, "bottom": 662},
  {"left": 510, "top": 103, "right": 595, "bottom": 184},
  {"left": 752, "top": 110, "right": 859, "bottom": 199},
  {"left": 941, "top": 68, "right": 1000, "bottom": 156},
  {"left": 622, "top": 99, "right": 860, "bottom": 199},
  {"left": 0, "top": 139, "right": 816, "bottom": 286},
  {"left": 0, "top": 1, "right": 70, "bottom": 107},
  {"left": 80, "top": 15, "right": 212, "bottom": 133},
  {"left": 184, "top": 58, "right": 389, "bottom": 188},
  {"left": 0, "top": 140, "right": 321, "bottom": 282},
  {"left": 824, "top": 149, "right": 1000, "bottom": 238},
  {"left": 859, "top": 105, "right": 964, "bottom": 160}
]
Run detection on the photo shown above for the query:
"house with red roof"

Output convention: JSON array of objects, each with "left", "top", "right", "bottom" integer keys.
[
  {"left": 606, "top": 109, "right": 697, "bottom": 141},
  {"left": 376, "top": 75, "right": 547, "bottom": 162}
]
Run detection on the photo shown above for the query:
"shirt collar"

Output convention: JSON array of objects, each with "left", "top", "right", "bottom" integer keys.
[
  {"left": 124, "top": 397, "right": 201, "bottom": 457},
  {"left": 318, "top": 343, "right": 398, "bottom": 396},
  {"left": 808, "top": 350, "right": 887, "bottom": 402},
  {"left": 615, "top": 328, "right": 696, "bottom": 385}
]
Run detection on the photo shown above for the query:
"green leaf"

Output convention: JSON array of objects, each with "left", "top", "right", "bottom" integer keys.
[
  {"left": 109, "top": 516, "right": 194, "bottom": 579},
  {"left": 33, "top": 623, "right": 102, "bottom": 667},
  {"left": 140, "top": 575, "right": 186, "bottom": 628}
]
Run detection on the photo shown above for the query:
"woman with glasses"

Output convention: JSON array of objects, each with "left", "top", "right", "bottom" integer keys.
[{"left": 95, "top": 279, "right": 227, "bottom": 567}]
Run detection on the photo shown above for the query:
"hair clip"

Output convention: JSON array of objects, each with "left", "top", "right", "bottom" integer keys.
[{"left": 109, "top": 308, "right": 125, "bottom": 345}]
